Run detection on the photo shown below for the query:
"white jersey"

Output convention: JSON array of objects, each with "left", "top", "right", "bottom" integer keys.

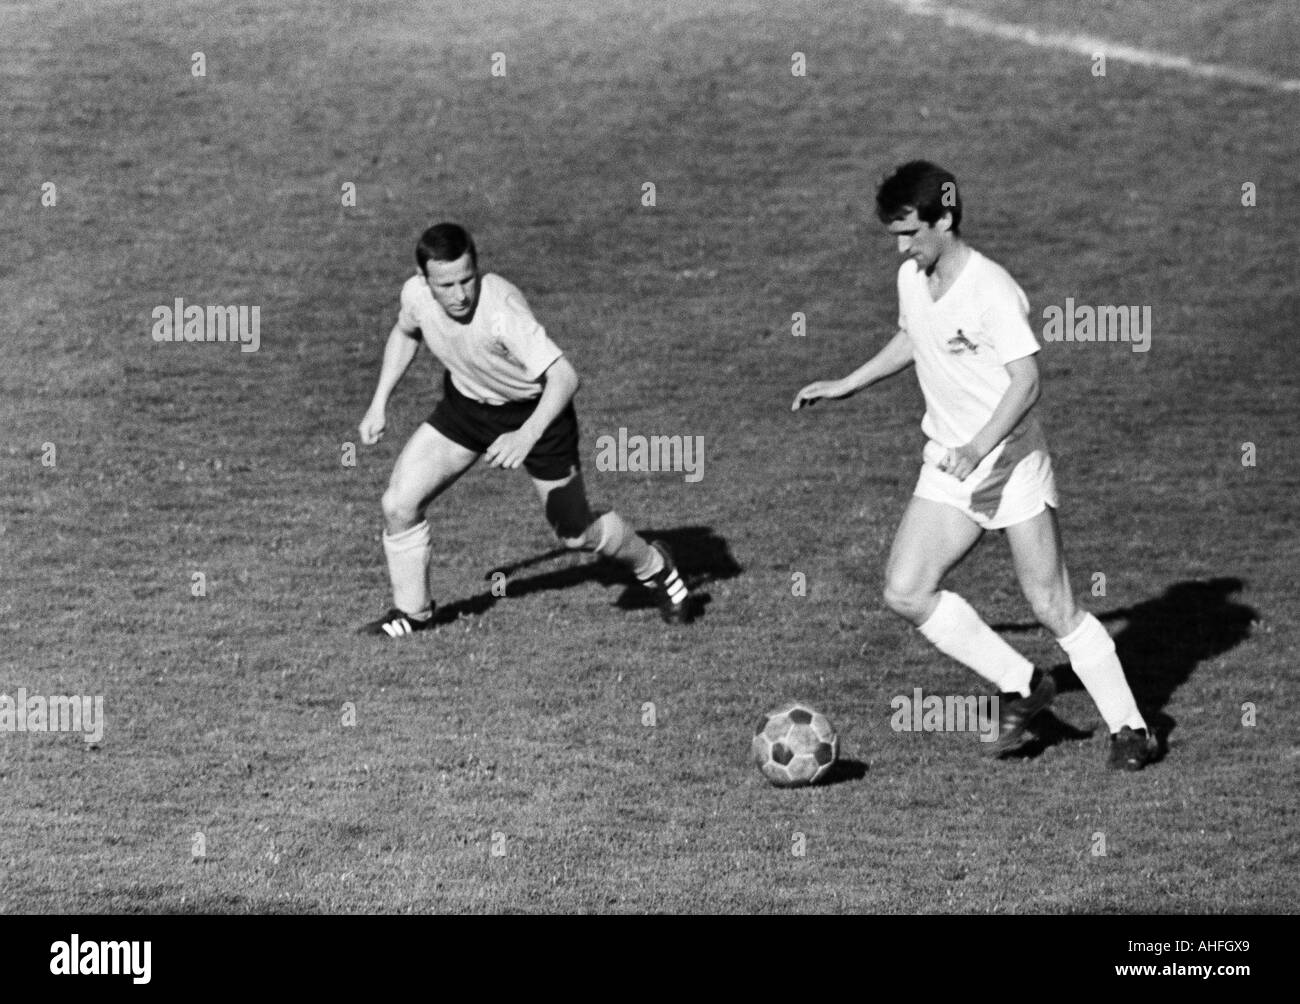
[
  {"left": 395, "top": 272, "right": 564, "bottom": 405},
  {"left": 898, "top": 248, "right": 1046, "bottom": 454}
]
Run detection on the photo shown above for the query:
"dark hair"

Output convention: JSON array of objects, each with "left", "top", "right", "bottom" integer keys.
[
  {"left": 416, "top": 222, "right": 477, "bottom": 274},
  {"left": 875, "top": 161, "right": 961, "bottom": 235}
]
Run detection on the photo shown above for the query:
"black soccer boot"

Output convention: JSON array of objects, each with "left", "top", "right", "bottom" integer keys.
[
  {"left": 986, "top": 667, "right": 1056, "bottom": 757},
  {"left": 357, "top": 607, "right": 436, "bottom": 638},
  {"left": 1107, "top": 725, "right": 1159, "bottom": 771}
]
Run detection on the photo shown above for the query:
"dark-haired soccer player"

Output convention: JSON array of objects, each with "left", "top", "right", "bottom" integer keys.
[
  {"left": 792, "top": 161, "right": 1157, "bottom": 770},
  {"left": 358, "top": 223, "right": 691, "bottom": 637}
]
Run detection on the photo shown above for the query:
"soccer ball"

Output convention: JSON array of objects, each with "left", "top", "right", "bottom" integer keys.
[{"left": 752, "top": 702, "right": 839, "bottom": 788}]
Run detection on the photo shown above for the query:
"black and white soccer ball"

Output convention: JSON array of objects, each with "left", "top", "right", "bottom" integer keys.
[{"left": 752, "top": 702, "right": 838, "bottom": 787}]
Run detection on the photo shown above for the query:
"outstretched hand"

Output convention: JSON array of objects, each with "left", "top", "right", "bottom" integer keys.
[{"left": 791, "top": 380, "right": 846, "bottom": 411}]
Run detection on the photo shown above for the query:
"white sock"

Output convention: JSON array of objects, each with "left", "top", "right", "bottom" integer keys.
[
  {"left": 382, "top": 521, "right": 432, "bottom": 618},
  {"left": 1057, "top": 613, "right": 1146, "bottom": 733},
  {"left": 918, "top": 591, "right": 1034, "bottom": 694}
]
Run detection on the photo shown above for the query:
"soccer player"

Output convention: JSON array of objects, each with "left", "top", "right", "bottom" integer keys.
[
  {"left": 792, "top": 161, "right": 1158, "bottom": 770},
  {"left": 357, "top": 223, "right": 692, "bottom": 637}
]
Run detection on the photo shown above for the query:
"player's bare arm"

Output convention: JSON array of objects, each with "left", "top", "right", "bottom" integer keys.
[
  {"left": 943, "top": 355, "right": 1041, "bottom": 480},
  {"left": 484, "top": 355, "right": 580, "bottom": 469},
  {"left": 359, "top": 323, "right": 422, "bottom": 445},
  {"left": 791, "top": 327, "right": 913, "bottom": 410}
]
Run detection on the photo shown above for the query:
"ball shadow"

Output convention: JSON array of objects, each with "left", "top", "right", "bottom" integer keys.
[{"left": 819, "top": 757, "right": 869, "bottom": 785}]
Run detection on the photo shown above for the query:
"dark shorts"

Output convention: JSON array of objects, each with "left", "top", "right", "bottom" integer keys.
[{"left": 426, "top": 371, "right": 580, "bottom": 480}]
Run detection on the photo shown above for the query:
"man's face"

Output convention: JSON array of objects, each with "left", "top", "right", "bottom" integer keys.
[
  {"left": 424, "top": 253, "right": 480, "bottom": 321},
  {"left": 888, "top": 208, "right": 949, "bottom": 273}
]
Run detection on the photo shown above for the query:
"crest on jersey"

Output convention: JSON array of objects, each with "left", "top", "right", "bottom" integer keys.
[
  {"left": 947, "top": 329, "right": 979, "bottom": 354},
  {"left": 490, "top": 338, "right": 520, "bottom": 365},
  {"left": 488, "top": 317, "right": 522, "bottom": 367}
]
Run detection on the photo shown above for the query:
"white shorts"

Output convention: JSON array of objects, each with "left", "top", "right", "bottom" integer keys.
[{"left": 915, "top": 438, "right": 1058, "bottom": 530}]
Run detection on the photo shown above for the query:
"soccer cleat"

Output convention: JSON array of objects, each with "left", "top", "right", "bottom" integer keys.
[
  {"left": 1107, "top": 725, "right": 1159, "bottom": 771},
  {"left": 357, "top": 607, "right": 435, "bottom": 638},
  {"left": 986, "top": 668, "right": 1056, "bottom": 757},
  {"left": 644, "top": 541, "right": 693, "bottom": 624}
]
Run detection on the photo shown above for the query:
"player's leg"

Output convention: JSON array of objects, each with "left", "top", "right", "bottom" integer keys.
[
  {"left": 1005, "top": 507, "right": 1156, "bottom": 768},
  {"left": 885, "top": 496, "right": 1039, "bottom": 691},
  {"left": 361, "top": 423, "right": 479, "bottom": 636},
  {"left": 886, "top": 495, "right": 1054, "bottom": 755},
  {"left": 883, "top": 495, "right": 982, "bottom": 624},
  {"left": 523, "top": 401, "right": 691, "bottom": 622},
  {"left": 529, "top": 467, "right": 691, "bottom": 622}
]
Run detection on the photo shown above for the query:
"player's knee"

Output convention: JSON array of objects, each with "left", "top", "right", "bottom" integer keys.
[
  {"left": 883, "top": 580, "right": 926, "bottom": 620},
  {"left": 551, "top": 507, "right": 598, "bottom": 549},
  {"left": 552, "top": 510, "right": 595, "bottom": 548},
  {"left": 559, "top": 526, "right": 592, "bottom": 551},
  {"left": 1026, "top": 587, "right": 1075, "bottom": 634},
  {"left": 544, "top": 487, "right": 595, "bottom": 545},
  {"left": 381, "top": 487, "right": 419, "bottom": 531}
]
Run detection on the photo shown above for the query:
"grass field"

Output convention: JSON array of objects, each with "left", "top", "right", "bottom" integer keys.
[{"left": 2, "top": 0, "right": 1297, "bottom": 913}]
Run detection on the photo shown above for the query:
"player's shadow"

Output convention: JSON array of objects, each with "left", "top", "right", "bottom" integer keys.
[
  {"left": 992, "top": 577, "right": 1258, "bottom": 757},
  {"left": 430, "top": 525, "right": 742, "bottom": 625}
]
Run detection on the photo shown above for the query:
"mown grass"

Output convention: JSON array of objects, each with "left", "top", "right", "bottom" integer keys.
[{"left": 1, "top": 0, "right": 1295, "bottom": 913}]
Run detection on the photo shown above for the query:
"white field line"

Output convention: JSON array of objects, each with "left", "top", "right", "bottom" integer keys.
[{"left": 886, "top": 0, "right": 1300, "bottom": 94}]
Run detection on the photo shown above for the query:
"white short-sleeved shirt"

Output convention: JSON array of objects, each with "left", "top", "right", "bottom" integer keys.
[
  {"left": 898, "top": 249, "right": 1046, "bottom": 453},
  {"left": 396, "top": 272, "right": 564, "bottom": 405}
]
